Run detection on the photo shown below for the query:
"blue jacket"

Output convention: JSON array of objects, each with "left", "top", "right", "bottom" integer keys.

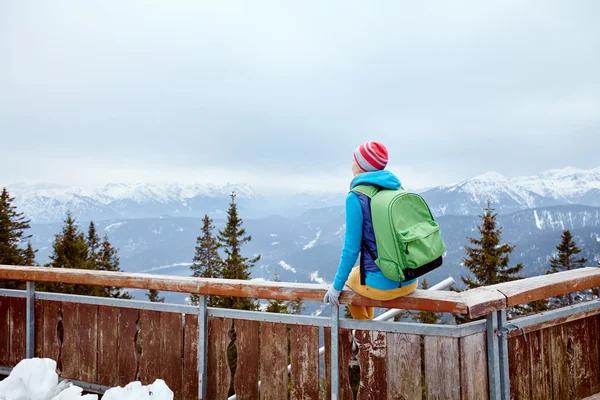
[{"left": 332, "top": 170, "right": 417, "bottom": 291}]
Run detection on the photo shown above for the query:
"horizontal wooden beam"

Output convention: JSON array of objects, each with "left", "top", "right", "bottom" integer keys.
[
  {"left": 488, "top": 267, "right": 600, "bottom": 308},
  {"left": 2, "top": 265, "right": 599, "bottom": 318},
  {"left": 0, "top": 265, "right": 468, "bottom": 314}
]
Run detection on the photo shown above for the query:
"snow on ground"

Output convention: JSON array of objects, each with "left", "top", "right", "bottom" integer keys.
[
  {"left": 278, "top": 260, "right": 296, "bottom": 273},
  {"left": 104, "top": 222, "right": 126, "bottom": 233},
  {"left": 0, "top": 358, "right": 173, "bottom": 400},
  {"left": 310, "top": 271, "right": 326, "bottom": 285},
  {"left": 303, "top": 230, "right": 321, "bottom": 250}
]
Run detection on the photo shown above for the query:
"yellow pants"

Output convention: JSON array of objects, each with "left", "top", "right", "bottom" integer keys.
[{"left": 345, "top": 266, "right": 418, "bottom": 320}]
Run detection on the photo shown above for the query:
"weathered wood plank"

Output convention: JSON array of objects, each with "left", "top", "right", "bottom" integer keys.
[
  {"left": 34, "top": 299, "right": 44, "bottom": 357},
  {"left": 386, "top": 333, "right": 421, "bottom": 400},
  {"left": 60, "top": 301, "right": 78, "bottom": 379},
  {"left": 324, "top": 328, "right": 353, "bottom": 400},
  {"left": 207, "top": 317, "right": 232, "bottom": 400},
  {"left": 460, "top": 332, "right": 487, "bottom": 400},
  {"left": 0, "top": 297, "right": 10, "bottom": 366},
  {"left": 508, "top": 334, "right": 530, "bottom": 400},
  {"left": 233, "top": 319, "right": 259, "bottom": 400},
  {"left": 508, "top": 306, "right": 600, "bottom": 338},
  {"left": 489, "top": 267, "right": 600, "bottom": 307},
  {"left": 325, "top": 327, "right": 331, "bottom": 400},
  {"left": 587, "top": 315, "right": 600, "bottom": 394},
  {"left": 139, "top": 310, "right": 161, "bottom": 385},
  {"left": 77, "top": 303, "right": 98, "bottom": 383},
  {"left": 259, "top": 322, "right": 288, "bottom": 400},
  {"left": 355, "top": 330, "right": 387, "bottom": 400},
  {"left": 0, "top": 265, "right": 469, "bottom": 314},
  {"left": 424, "top": 336, "right": 460, "bottom": 400},
  {"left": 160, "top": 312, "right": 183, "bottom": 400},
  {"left": 463, "top": 287, "right": 507, "bottom": 319},
  {"left": 98, "top": 306, "right": 119, "bottom": 387},
  {"left": 290, "top": 324, "right": 319, "bottom": 400},
  {"left": 183, "top": 314, "right": 199, "bottom": 400},
  {"left": 571, "top": 316, "right": 600, "bottom": 399},
  {"left": 42, "top": 301, "right": 61, "bottom": 364},
  {"left": 9, "top": 297, "right": 27, "bottom": 367},
  {"left": 117, "top": 308, "right": 140, "bottom": 385},
  {"left": 550, "top": 324, "right": 569, "bottom": 400},
  {"left": 528, "top": 329, "right": 552, "bottom": 400}
]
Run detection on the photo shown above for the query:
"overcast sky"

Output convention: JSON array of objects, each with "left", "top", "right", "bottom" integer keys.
[{"left": 1, "top": 1, "right": 599, "bottom": 193}]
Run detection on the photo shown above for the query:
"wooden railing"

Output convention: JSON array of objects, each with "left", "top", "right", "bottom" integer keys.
[{"left": 1, "top": 265, "right": 600, "bottom": 400}]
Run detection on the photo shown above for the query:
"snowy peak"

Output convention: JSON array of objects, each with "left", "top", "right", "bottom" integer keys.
[{"left": 514, "top": 166, "right": 600, "bottom": 199}]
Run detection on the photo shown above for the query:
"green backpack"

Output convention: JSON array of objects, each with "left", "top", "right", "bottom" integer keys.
[{"left": 352, "top": 185, "right": 445, "bottom": 284}]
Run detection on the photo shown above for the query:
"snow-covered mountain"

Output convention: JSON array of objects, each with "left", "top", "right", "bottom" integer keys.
[
  {"left": 5, "top": 182, "right": 266, "bottom": 223},
  {"left": 422, "top": 166, "right": 600, "bottom": 216},
  {"left": 4, "top": 166, "right": 600, "bottom": 222}
]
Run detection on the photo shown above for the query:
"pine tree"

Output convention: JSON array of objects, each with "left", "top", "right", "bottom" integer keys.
[
  {"left": 147, "top": 289, "right": 165, "bottom": 303},
  {"left": 23, "top": 242, "right": 37, "bottom": 266},
  {"left": 265, "top": 272, "right": 289, "bottom": 313},
  {"left": 0, "top": 188, "right": 35, "bottom": 289},
  {"left": 410, "top": 279, "right": 443, "bottom": 324},
  {"left": 44, "top": 212, "right": 97, "bottom": 295},
  {"left": 457, "top": 202, "right": 524, "bottom": 322},
  {"left": 216, "top": 192, "right": 260, "bottom": 310},
  {"left": 287, "top": 298, "right": 305, "bottom": 315},
  {"left": 547, "top": 230, "right": 588, "bottom": 307},
  {"left": 97, "top": 234, "right": 131, "bottom": 298},
  {"left": 190, "top": 215, "right": 222, "bottom": 306},
  {"left": 86, "top": 221, "right": 101, "bottom": 268}
]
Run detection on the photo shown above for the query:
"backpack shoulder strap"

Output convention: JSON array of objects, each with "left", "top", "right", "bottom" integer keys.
[{"left": 351, "top": 184, "right": 380, "bottom": 198}]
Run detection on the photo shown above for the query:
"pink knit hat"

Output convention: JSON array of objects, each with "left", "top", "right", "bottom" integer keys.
[{"left": 353, "top": 142, "right": 389, "bottom": 172}]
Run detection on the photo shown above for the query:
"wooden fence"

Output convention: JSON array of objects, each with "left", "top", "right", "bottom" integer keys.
[{"left": 1, "top": 265, "right": 600, "bottom": 400}]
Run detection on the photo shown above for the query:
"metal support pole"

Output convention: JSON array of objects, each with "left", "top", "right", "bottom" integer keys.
[
  {"left": 26, "top": 281, "right": 35, "bottom": 358},
  {"left": 486, "top": 312, "right": 500, "bottom": 400},
  {"left": 497, "top": 310, "right": 510, "bottom": 400},
  {"left": 197, "top": 295, "right": 208, "bottom": 400},
  {"left": 331, "top": 304, "right": 340, "bottom": 400}
]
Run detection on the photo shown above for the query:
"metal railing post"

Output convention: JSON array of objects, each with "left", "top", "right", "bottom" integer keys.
[
  {"left": 497, "top": 310, "right": 510, "bottom": 400},
  {"left": 331, "top": 304, "right": 339, "bottom": 400},
  {"left": 26, "top": 281, "right": 35, "bottom": 358},
  {"left": 197, "top": 295, "right": 208, "bottom": 400},
  {"left": 486, "top": 311, "right": 500, "bottom": 400}
]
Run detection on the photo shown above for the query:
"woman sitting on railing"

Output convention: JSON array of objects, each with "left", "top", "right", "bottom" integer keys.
[{"left": 323, "top": 142, "right": 419, "bottom": 319}]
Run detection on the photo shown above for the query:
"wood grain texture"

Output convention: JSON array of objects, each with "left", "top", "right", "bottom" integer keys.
[
  {"left": 233, "top": 319, "right": 259, "bottom": 400},
  {"left": 77, "top": 303, "right": 98, "bottom": 383},
  {"left": 207, "top": 317, "right": 232, "bottom": 400},
  {"left": 98, "top": 306, "right": 119, "bottom": 387},
  {"left": 139, "top": 310, "right": 161, "bottom": 385},
  {"left": 183, "top": 314, "right": 199, "bottom": 400},
  {"left": 424, "top": 336, "right": 460, "bottom": 400},
  {"left": 290, "top": 324, "right": 319, "bottom": 400},
  {"left": 339, "top": 329, "right": 355, "bottom": 400},
  {"left": 463, "top": 287, "right": 507, "bottom": 319},
  {"left": 60, "top": 301, "right": 78, "bottom": 378},
  {"left": 34, "top": 299, "right": 44, "bottom": 357},
  {"left": 117, "top": 308, "right": 140, "bottom": 386},
  {"left": 9, "top": 297, "right": 26, "bottom": 367},
  {"left": 508, "top": 334, "right": 530, "bottom": 400},
  {"left": 549, "top": 324, "right": 569, "bottom": 400},
  {"left": 489, "top": 267, "right": 600, "bottom": 307},
  {"left": 324, "top": 328, "right": 353, "bottom": 400},
  {"left": 42, "top": 301, "right": 61, "bottom": 365},
  {"left": 0, "top": 297, "right": 10, "bottom": 366},
  {"left": 528, "top": 329, "right": 552, "bottom": 400},
  {"left": 571, "top": 316, "right": 600, "bottom": 399},
  {"left": 259, "top": 322, "right": 288, "bottom": 400},
  {"left": 0, "top": 265, "right": 469, "bottom": 314},
  {"left": 160, "top": 312, "right": 183, "bottom": 400},
  {"left": 386, "top": 333, "right": 421, "bottom": 400},
  {"left": 355, "top": 330, "right": 387, "bottom": 400},
  {"left": 460, "top": 332, "right": 488, "bottom": 400}
]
